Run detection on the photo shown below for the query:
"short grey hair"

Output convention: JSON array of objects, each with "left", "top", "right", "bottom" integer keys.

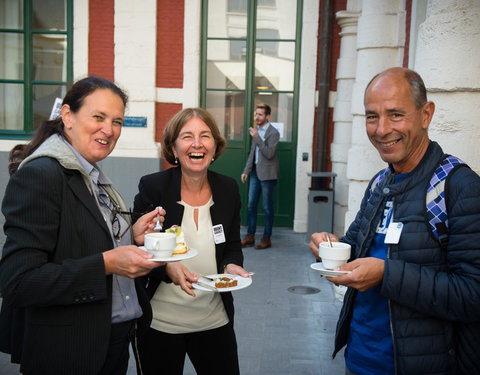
[{"left": 364, "top": 68, "right": 428, "bottom": 109}]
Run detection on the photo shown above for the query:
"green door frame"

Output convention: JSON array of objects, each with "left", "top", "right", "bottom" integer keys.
[{"left": 200, "top": 0, "right": 303, "bottom": 228}]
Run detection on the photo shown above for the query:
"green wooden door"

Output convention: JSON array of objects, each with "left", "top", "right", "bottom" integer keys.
[{"left": 201, "top": 0, "right": 302, "bottom": 228}]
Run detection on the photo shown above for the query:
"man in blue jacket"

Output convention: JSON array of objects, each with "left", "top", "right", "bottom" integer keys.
[{"left": 309, "top": 67, "right": 480, "bottom": 374}]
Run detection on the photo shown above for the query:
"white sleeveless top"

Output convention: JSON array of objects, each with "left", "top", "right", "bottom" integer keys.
[{"left": 150, "top": 197, "right": 229, "bottom": 333}]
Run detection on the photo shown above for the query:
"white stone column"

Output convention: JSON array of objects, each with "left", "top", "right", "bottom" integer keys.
[
  {"left": 345, "top": 0, "right": 406, "bottom": 228},
  {"left": 414, "top": 0, "right": 480, "bottom": 174},
  {"left": 294, "top": 0, "right": 320, "bottom": 232},
  {"left": 73, "top": 0, "right": 89, "bottom": 80},
  {"left": 331, "top": 2, "right": 360, "bottom": 236},
  {"left": 113, "top": 0, "right": 159, "bottom": 159}
]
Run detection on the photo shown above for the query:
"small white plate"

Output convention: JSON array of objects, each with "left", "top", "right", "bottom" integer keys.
[
  {"left": 139, "top": 246, "right": 198, "bottom": 262},
  {"left": 310, "top": 262, "right": 351, "bottom": 277},
  {"left": 192, "top": 274, "right": 252, "bottom": 292}
]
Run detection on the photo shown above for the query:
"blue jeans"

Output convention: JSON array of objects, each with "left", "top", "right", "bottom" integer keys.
[{"left": 247, "top": 168, "right": 276, "bottom": 238}]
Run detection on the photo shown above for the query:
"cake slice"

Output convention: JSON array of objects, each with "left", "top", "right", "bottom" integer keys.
[{"left": 214, "top": 275, "right": 238, "bottom": 288}]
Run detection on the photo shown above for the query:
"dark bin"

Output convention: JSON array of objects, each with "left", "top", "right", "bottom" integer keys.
[{"left": 306, "top": 172, "right": 336, "bottom": 242}]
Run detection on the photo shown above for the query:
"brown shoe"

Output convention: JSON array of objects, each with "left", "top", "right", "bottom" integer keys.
[
  {"left": 255, "top": 237, "right": 271, "bottom": 250},
  {"left": 241, "top": 234, "right": 255, "bottom": 247}
]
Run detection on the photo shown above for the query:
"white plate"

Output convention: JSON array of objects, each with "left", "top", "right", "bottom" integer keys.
[
  {"left": 192, "top": 274, "right": 252, "bottom": 292},
  {"left": 139, "top": 246, "right": 198, "bottom": 262},
  {"left": 310, "top": 262, "right": 351, "bottom": 277}
]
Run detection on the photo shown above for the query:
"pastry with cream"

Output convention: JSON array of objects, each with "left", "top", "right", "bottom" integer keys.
[{"left": 165, "top": 225, "right": 189, "bottom": 254}]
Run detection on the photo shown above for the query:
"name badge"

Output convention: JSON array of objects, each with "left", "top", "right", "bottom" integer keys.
[
  {"left": 212, "top": 224, "right": 226, "bottom": 244},
  {"left": 385, "top": 222, "right": 403, "bottom": 244}
]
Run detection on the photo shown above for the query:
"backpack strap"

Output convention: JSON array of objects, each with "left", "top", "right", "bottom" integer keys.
[
  {"left": 425, "top": 155, "right": 466, "bottom": 250},
  {"left": 368, "top": 167, "right": 389, "bottom": 201}
]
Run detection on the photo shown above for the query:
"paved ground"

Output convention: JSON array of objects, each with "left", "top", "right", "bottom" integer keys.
[{"left": 0, "top": 227, "right": 346, "bottom": 374}]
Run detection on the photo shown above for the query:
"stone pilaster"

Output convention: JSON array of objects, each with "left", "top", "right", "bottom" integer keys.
[
  {"left": 331, "top": 7, "right": 360, "bottom": 235},
  {"left": 345, "top": 0, "right": 406, "bottom": 228},
  {"left": 414, "top": 0, "right": 480, "bottom": 174}
]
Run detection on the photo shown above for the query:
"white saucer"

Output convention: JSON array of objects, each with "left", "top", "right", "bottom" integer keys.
[
  {"left": 310, "top": 262, "right": 351, "bottom": 277},
  {"left": 139, "top": 246, "right": 198, "bottom": 262},
  {"left": 192, "top": 274, "right": 252, "bottom": 292}
]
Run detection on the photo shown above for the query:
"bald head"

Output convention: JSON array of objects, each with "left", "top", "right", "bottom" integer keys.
[{"left": 365, "top": 67, "right": 428, "bottom": 110}]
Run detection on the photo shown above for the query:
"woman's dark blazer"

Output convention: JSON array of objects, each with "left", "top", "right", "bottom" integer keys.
[
  {"left": 133, "top": 166, "right": 243, "bottom": 323},
  {"left": 0, "top": 157, "right": 151, "bottom": 375}
]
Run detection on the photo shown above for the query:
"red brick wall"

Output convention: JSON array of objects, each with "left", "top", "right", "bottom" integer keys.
[
  {"left": 156, "top": 1, "right": 185, "bottom": 169},
  {"left": 156, "top": 0, "right": 185, "bottom": 88},
  {"left": 88, "top": 0, "right": 115, "bottom": 81},
  {"left": 155, "top": 102, "right": 182, "bottom": 168}
]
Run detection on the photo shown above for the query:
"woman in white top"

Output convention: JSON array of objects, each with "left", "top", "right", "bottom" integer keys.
[{"left": 133, "top": 108, "right": 250, "bottom": 374}]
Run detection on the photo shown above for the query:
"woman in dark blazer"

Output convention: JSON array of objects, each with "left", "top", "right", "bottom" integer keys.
[
  {"left": 133, "top": 108, "right": 250, "bottom": 375},
  {"left": 0, "top": 76, "right": 164, "bottom": 375}
]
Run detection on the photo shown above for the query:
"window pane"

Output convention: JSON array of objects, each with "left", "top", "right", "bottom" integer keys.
[
  {"left": 254, "top": 92, "right": 292, "bottom": 142},
  {"left": 0, "top": 33, "right": 24, "bottom": 79},
  {"left": 0, "top": 83, "right": 23, "bottom": 130},
  {"left": 209, "top": 0, "right": 247, "bottom": 38},
  {"left": 227, "top": 0, "right": 247, "bottom": 12},
  {"left": 206, "top": 90, "right": 245, "bottom": 141},
  {"left": 255, "top": 41, "right": 294, "bottom": 91},
  {"left": 33, "top": 34, "right": 67, "bottom": 82},
  {"left": 0, "top": 0, "right": 23, "bottom": 29},
  {"left": 33, "top": 84, "right": 66, "bottom": 130},
  {"left": 257, "top": 1, "right": 296, "bottom": 40},
  {"left": 207, "top": 40, "right": 246, "bottom": 90},
  {"left": 33, "top": 0, "right": 66, "bottom": 30}
]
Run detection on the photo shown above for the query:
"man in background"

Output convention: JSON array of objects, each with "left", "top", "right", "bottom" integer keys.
[{"left": 241, "top": 104, "right": 279, "bottom": 250}]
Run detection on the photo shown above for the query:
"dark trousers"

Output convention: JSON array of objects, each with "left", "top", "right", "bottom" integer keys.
[
  {"left": 21, "top": 320, "right": 136, "bottom": 375},
  {"left": 98, "top": 320, "right": 136, "bottom": 375},
  {"left": 135, "top": 323, "right": 240, "bottom": 375}
]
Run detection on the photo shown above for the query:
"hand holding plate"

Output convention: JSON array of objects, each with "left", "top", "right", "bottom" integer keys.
[
  {"left": 223, "top": 263, "right": 251, "bottom": 278},
  {"left": 325, "top": 257, "right": 384, "bottom": 292},
  {"left": 103, "top": 245, "right": 164, "bottom": 278}
]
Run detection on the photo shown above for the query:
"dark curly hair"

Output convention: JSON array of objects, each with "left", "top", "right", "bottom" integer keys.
[{"left": 8, "top": 76, "right": 128, "bottom": 175}]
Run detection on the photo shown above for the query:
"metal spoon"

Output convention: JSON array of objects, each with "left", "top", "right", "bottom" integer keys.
[
  {"left": 326, "top": 233, "right": 333, "bottom": 247},
  {"left": 153, "top": 206, "right": 163, "bottom": 231}
]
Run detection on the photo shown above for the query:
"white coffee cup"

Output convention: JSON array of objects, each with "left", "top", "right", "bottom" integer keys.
[
  {"left": 144, "top": 232, "right": 176, "bottom": 258},
  {"left": 319, "top": 241, "right": 351, "bottom": 270}
]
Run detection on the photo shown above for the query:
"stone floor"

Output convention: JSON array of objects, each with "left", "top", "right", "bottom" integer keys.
[{"left": 0, "top": 227, "right": 346, "bottom": 374}]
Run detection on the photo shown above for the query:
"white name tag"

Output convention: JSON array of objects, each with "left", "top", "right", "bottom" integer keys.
[
  {"left": 385, "top": 222, "right": 403, "bottom": 244},
  {"left": 212, "top": 224, "right": 226, "bottom": 244}
]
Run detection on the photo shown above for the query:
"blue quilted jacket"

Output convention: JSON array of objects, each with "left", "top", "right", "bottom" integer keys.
[{"left": 333, "top": 141, "right": 480, "bottom": 374}]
